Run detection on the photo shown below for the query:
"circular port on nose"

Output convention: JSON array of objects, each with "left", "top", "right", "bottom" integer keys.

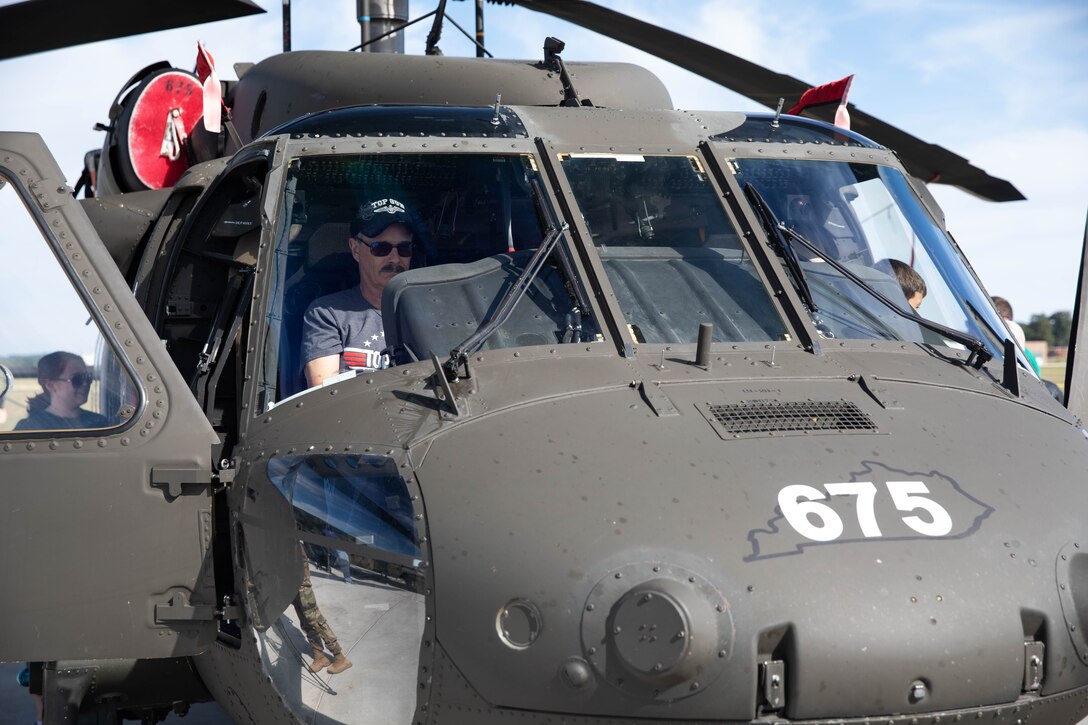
[
  {"left": 582, "top": 563, "right": 734, "bottom": 701},
  {"left": 496, "top": 599, "right": 542, "bottom": 650},
  {"left": 610, "top": 586, "right": 691, "bottom": 678}
]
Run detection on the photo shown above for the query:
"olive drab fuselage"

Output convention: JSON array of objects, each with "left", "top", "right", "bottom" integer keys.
[{"left": 1, "top": 82, "right": 1087, "bottom": 725}]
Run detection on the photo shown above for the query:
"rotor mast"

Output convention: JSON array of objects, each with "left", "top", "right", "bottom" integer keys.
[{"left": 358, "top": 0, "right": 410, "bottom": 53}]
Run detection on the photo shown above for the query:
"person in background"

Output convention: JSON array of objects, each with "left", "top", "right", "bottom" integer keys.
[
  {"left": 887, "top": 259, "right": 926, "bottom": 310},
  {"left": 16, "top": 662, "right": 44, "bottom": 725},
  {"left": 992, "top": 296, "right": 1042, "bottom": 376},
  {"left": 292, "top": 544, "right": 353, "bottom": 675},
  {"left": 992, "top": 296, "right": 1026, "bottom": 346},
  {"left": 14, "top": 351, "right": 108, "bottom": 431}
]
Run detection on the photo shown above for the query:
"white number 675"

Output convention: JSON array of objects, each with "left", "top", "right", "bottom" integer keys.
[{"left": 778, "top": 481, "right": 953, "bottom": 542}]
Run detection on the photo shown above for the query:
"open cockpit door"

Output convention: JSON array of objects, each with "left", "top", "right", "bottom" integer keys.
[
  {"left": 1065, "top": 210, "right": 1088, "bottom": 422},
  {"left": 0, "top": 133, "right": 220, "bottom": 661}
]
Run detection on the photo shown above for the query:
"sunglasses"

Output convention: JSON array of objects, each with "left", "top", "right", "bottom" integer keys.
[
  {"left": 56, "top": 373, "right": 91, "bottom": 387},
  {"left": 357, "top": 238, "right": 415, "bottom": 257}
]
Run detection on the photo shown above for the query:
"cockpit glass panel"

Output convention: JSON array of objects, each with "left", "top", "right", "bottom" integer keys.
[
  {"left": 257, "top": 454, "right": 424, "bottom": 721},
  {"left": 558, "top": 153, "right": 788, "bottom": 345},
  {"left": 0, "top": 174, "right": 139, "bottom": 435},
  {"left": 258, "top": 153, "right": 600, "bottom": 409},
  {"left": 732, "top": 157, "right": 1011, "bottom": 358},
  {"left": 267, "top": 454, "right": 421, "bottom": 561}
]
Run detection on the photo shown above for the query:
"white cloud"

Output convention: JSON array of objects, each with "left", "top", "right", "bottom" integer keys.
[{"left": 932, "top": 126, "right": 1088, "bottom": 316}]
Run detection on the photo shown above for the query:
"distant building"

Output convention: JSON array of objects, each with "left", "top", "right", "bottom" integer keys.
[{"left": 1025, "top": 340, "right": 1049, "bottom": 360}]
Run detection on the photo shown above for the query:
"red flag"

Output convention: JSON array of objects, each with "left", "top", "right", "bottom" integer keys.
[
  {"left": 195, "top": 41, "right": 216, "bottom": 83},
  {"left": 787, "top": 74, "right": 854, "bottom": 129},
  {"left": 195, "top": 41, "right": 222, "bottom": 133}
]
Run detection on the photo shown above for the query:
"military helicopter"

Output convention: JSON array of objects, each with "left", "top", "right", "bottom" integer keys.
[{"left": 2, "top": 1, "right": 1088, "bottom": 723}]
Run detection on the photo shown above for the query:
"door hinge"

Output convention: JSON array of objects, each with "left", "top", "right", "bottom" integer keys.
[
  {"left": 151, "top": 466, "right": 211, "bottom": 498},
  {"left": 214, "top": 458, "right": 237, "bottom": 491},
  {"left": 760, "top": 659, "right": 786, "bottom": 711},
  {"left": 152, "top": 459, "right": 235, "bottom": 498},
  {"left": 28, "top": 178, "right": 72, "bottom": 212},
  {"left": 1023, "top": 640, "right": 1045, "bottom": 691},
  {"left": 155, "top": 592, "right": 243, "bottom": 624}
]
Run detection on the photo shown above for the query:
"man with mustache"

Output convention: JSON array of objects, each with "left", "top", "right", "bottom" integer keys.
[{"left": 302, "top": 198, "right": 417, "bottom": 388}]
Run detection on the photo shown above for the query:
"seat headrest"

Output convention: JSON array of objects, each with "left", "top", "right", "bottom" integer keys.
[{"left": 306, "top": 223, "right": 351, "bottom": 267}]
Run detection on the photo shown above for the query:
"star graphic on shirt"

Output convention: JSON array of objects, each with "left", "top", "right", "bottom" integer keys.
[{"left": 371, "top": 334, "right": 380, "bottom": 341}]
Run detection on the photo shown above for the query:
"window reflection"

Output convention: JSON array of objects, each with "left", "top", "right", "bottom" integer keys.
[
  {"left": 259, "top": 454, "right": 426, "bottom": 722},
  {"left": 267, "top": 454, "right": 421, "bottom": 563}
]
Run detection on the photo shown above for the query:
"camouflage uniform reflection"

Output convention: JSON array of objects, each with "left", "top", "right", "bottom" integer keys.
[{"left": 292, "top": 545, "right": 353, "bottom": 674}]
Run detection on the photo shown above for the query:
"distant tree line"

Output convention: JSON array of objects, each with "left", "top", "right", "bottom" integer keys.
[
  {"left": 1021, "top": 311, "right": 1073, "bottom": 348},
  {"left": 0, "top": 355, "right": 43, "bottom": 377}
]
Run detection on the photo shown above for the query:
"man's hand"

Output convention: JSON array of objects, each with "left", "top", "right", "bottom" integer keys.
[{"left": 304, "top": 355, "right": 341, "bottom": 388}]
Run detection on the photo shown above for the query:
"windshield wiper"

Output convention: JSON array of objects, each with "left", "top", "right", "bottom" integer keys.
[
  {"left": 963, "top": 297, "right": 1012, "bottom": 350},
  {"left": 743, "top": 182, "right": 991, "bottom": 369},
  {"left": 744, "top": 183, "right": 818, "bottom": 312},
  {"left": 776, "top": 224, "right": 993, "bottom": 369},
  {"left": 444, "top": 177, "right": 569, "bottom": 380}
]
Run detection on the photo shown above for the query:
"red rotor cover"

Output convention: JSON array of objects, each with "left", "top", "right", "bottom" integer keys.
[{"left": 123, "top": 70, "right": 204, "bottom": 189}]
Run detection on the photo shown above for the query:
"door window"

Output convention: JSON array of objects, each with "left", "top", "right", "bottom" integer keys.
[{"left": 0, "top": 175, "right": 138, "bottom": 434}]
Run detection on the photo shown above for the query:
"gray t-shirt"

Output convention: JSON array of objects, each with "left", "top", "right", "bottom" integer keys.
[{"left": 301, "top": 287, "right": 388, "bottom": 374}]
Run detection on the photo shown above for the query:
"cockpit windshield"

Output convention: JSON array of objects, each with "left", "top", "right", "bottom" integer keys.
[
  {"left": 732, "top": 158, "right": 1011, "bottom": 358},
  {"left": 559, "top": 154, "right": 788, "bottom": 345},
  {"left": 258, "top": 153, "right": 600, "bottom": 409}
]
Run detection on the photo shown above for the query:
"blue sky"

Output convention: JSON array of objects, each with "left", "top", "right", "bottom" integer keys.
[{"left": 1, "top": 0, "right": 1086, "bottom": 323}]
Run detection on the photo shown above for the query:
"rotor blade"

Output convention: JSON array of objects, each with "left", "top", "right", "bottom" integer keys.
[
  {"left": 497, "top": 0, "right": 1024, "bottom": 202},
  {"left": 0, "top": 0, "right": 265, "bottom": 61}
]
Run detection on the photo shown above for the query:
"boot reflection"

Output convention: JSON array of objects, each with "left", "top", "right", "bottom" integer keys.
[{"left": 292, "top": 544, "right": 353, "bottom": 675}]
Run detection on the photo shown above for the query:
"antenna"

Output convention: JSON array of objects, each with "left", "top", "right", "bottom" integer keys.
[
  {"left": 475, "top": 0, "right": 485, "bottom": 58},
  {"left": 695, "top": 323, "right": 713, "bottom": 369},
  {"left": 282, "top": 0, "right": 291, "bottom": 52},
  {"left": 771, "top": 97, "right": 785, "bottom": 129},
  {"left": 490, "top": 93, "right": 502, "bottom": 126}
]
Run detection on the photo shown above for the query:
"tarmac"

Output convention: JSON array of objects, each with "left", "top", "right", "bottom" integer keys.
[{"left": 0, "top": 565, "right": 417, "bottom": 725}]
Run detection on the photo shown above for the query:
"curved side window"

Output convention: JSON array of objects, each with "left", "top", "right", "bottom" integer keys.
[
  {"left": 267, "top": 454, "right": 421, "bottom": 565},
  {"left": 0, "top": 175, "right": 138, "bottom": 435}
]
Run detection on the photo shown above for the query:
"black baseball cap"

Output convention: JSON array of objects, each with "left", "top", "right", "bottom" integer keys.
[{"left": 351, "top": 198, "right": 417, "bottom": 238}]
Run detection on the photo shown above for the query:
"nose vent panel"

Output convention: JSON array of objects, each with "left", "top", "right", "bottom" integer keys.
[{"left": 698, "top": 400, "right": 878, "bottom": 439}]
